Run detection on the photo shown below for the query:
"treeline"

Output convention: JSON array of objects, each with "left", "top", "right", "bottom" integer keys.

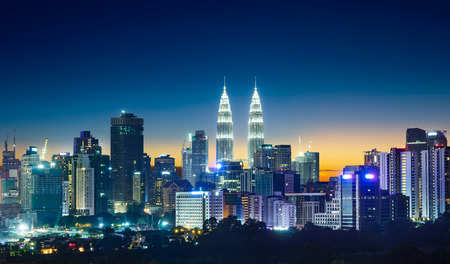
[{"left": 5, "top": 213, "right": 450, "bottom": 264}]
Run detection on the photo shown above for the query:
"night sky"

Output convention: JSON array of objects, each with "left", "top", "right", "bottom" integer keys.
[{"left": 1, "top": 1, "right": 450, "bottom": 179}]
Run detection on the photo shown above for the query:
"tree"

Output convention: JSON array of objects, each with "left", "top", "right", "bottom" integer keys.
[
  {"left": 103, "top": 226, "right": 115, "bottom": 237},
  {"left": 243, "top": 218, "right": 266, "bottom": 232},
  {"left": 204, "top": 217, "right": 218, "bottom": 230},
  {"left": 217, "top": 215, "right": 242, "bottom": 232}
]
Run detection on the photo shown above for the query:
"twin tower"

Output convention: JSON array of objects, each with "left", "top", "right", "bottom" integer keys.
[{"left": 216, "top": 78, "right": 264, "bottom": 167}]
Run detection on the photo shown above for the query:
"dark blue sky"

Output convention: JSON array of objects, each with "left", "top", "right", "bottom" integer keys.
[{"left": 1, "top": 0, "right": 450, "bottom": 172}]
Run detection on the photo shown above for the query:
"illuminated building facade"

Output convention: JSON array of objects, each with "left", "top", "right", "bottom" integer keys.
[
  {"left": 247, "top": 84, "right": 264, "bottom": 168},
  {"left": 293, "top": 151, "right": 320, "bottom": 185},
  {"left": 110, "top": 112, "right": 144, "bottom": 212},
  {"left": 192, "top": 130, "right": 208, "bottom": 181},
  {"left": 254, "top": 144, "right": 275, "bottom": 170},
  {"left": 274, "top": 145, "right": 291, "bottom": 171},
  {"left": 216, "top": 82, "right": 234, "bottom": 162},
  {"left": 175, "top": 190, "right": 223, "bottom": 228},
  {"left": 151, "top": 155, "right": 179, "bottom": 206}
]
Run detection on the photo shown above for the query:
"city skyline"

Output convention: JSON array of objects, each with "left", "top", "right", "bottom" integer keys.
[{"left": 2, "top": 1, "right": 450, "bottom": 180}]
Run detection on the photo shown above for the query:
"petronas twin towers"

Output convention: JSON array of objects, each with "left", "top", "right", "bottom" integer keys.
[{"left": 216, "top": 78, "right": 264, "bottom": 167}]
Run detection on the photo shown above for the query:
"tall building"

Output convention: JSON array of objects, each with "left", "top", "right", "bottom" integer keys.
[
  {"left": 182, "top": 147, "right": 193, "bottom": 184},
  {"left": 293, "top": 151, "right": 320, "bottom": 185},
  {"left": 254, "top": 169, "right": 300, "bottom": 197},
  {"left": 216, "top": 80, "right": 234, "bottom": 162},
  {"left": 406, "top": 128, "right": 427, "bottom": 151},
  {"left": 400, "top": 151, "right": 420, "bottom": 219},
  {"left": 142, "top": 153, "right": 152, "bottom": 203},
  {"left": 247, "top": 82, "right": 264, "bottom": 168},
  {"left": 75, "top": 154, "right": 95, "bottom": 216},
  {"left": 340, "top": 165, "right": 380, "bottom": 231},
  {"left": 19, "top": 146, "right": 40, "bottom": 210},
  {"left": 421, "top": 146, "right": 447, "bottom": 220},
  {"left": 110, "top": 112, "right": 144, "bottom": 212},
  {"left": 2, "top": 131, "right": 20, "bottom": 171},
  {"left": 426, "top": 130, "right": 447, "bottom": 147},
  {"left": 151, "top": 155, "right": 179, "bottom": 206},
  {"left": 364, "top": 149, "right": 380, "bottom": 167},
  {"left": 192, "top": 130, "right": 208, "bottom": 181},
  {"left": 216, "top": 161, "right": 244, "bottom": 192},
  {"left": 29, "top": 166, "right": 63, "bottom": 223},
  {"left": 262, "top": 195, "right": 296, "bottom": 229},
  {"left": 175, "top": 190, "right": 223, "bottom": 228},
  {"left": 389, "top": 147, "right": 406, "bottom": 195},
  {"left": 73, "top": 131, "right": 100, "bottom": 154},
  {"left": 254, "top": 144, "right": 275, "bottom": 170},
  {"left": 379, "top": 152, "right": 389, "bottom": 190},
  {"left": 274, "top": 145, "right": 291, "bottom": 171},
  {"left": 286, "top": 193, "right": 325, "bottom": 229},
  {"left": 162, "top": 180, "right": 193, "bottom": 215}
]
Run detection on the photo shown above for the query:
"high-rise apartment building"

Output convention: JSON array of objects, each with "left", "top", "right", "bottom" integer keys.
[
  {"left": 19, "top": 146, "right": 40, "bottom": 210},
  {"left": 110, "top": 112, "right": 144, "bottom": 212},
  {"left": 216, "top": 81, "right": 234, "bottom": 162}
]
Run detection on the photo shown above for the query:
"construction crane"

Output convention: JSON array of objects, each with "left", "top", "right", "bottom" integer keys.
[{"left": 41, "top": 138, "right": 48, "bottom": 161}]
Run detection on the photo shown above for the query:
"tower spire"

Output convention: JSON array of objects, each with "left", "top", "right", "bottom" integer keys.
[
  {"left": 224, "top": 76, "right": 226, "bottom": 90},
  {"left": 13, "top": 128, "right": 16, "bottom": 154},
  {"left": 254, "top": 76, "right": 257, "bottom": 90}
]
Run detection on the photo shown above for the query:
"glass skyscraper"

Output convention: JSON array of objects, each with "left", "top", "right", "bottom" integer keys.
[{"left": 110, "top": 112, "right": 144, "bottom": 212}]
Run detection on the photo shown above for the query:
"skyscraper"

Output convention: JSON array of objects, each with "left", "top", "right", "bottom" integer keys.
[
  {"left": 73, "top": 131, "right": 100, "bottom": 154},
  {"left": 110, "top": 112, "right": 144, "bottom": 212},
  {"left": 293, "top": 151, "right": 320, "bottom": 185},
  {"left": 274, "top": 145, "right": 292, "bottom": 171},
  {"left": 253, "top": 144, "right": 275, "bottom": 170},
  {"left": 182, "top": 147, "right": 193, "bottom": 184},
  {"left": 192, "top": 130, "right": 208, "bottom": 180},
  {"left": 216, "top": 79, "right": 234, "bottom": 163},
  {"left": 151, "top": 154, "right": 179, "bottom": 206},
  {"left": 247, "top": 80, "right": 264, "bottom": 167}
]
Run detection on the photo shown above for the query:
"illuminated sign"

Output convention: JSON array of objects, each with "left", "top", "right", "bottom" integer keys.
[
  {"left": 162, "top": 171, "right": 170, "bottom": 175},
  {"left": 427, "top": 131, "right": 438, "bottom": 137},
  {"left": 191, "top": 191, "right": 204, "bottom": 195}
]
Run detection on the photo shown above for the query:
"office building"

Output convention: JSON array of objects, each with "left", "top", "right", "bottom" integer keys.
[
  {"left": 254, "top": 144, "right": 275, "bottom": 170},
  {"left": 274, "top": 145, "right": 291, "bottom": 171},
  {"left": 73, "top": 131, "right": 100, "bottom": 155},
  {"left": 152, "top": 155, "right": 179, "bottom": 206},
  {"left": 262, "top": 195, "right": 296, "bottom": 229},
  {"left": 364, "top": 149, "right": 380, "bottom": 167},
  {"left": 254, "top": 169, "right": 300, "bottom": 197},
  {"left": 293, "top": 151, "right": 320, "bottom": 185},
  {"left": 247, "top": 83, "right": 264, "bottom": 168},
  {"left": 182, "top": 147, "right": 193, "bottom": 184},
  {"left": 142, "top": 153, "right": 152, "bottom": 203},
  {"left": 111, "top": 112, "right": 144, "bottom": 212},
  {"left": 162, "top": 180, "right": 193, "bottom": 214},
  {"left": 19, "top": 146, "right": 40, "bottom": 210},
  {"left": 216, "top": 81, "right": 234, "bottom": 162},
  {"left": 286, "top": 193, "right": 325, "bottom": 229},
  {"left": 1, "top": 169, "right": 19, "bottom": 204},
  {"left": 314, "top": 198, "right": 341, "bottom": 230},
  {"left": 175, "top": 190, "right": 223, "bottom": 228},
  {"left": 192, "top": 130, "right": 208, "bottom": 181},
  {"left": 216, "top": 161, "right": 244, "bottom": 192},
  {"left": 340, "top": 165, "right": 380, "bottom": 230}
]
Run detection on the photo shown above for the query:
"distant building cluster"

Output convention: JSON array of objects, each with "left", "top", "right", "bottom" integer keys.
[{"left": 0, "top": 81, "right": 449, "bottom": 233}]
